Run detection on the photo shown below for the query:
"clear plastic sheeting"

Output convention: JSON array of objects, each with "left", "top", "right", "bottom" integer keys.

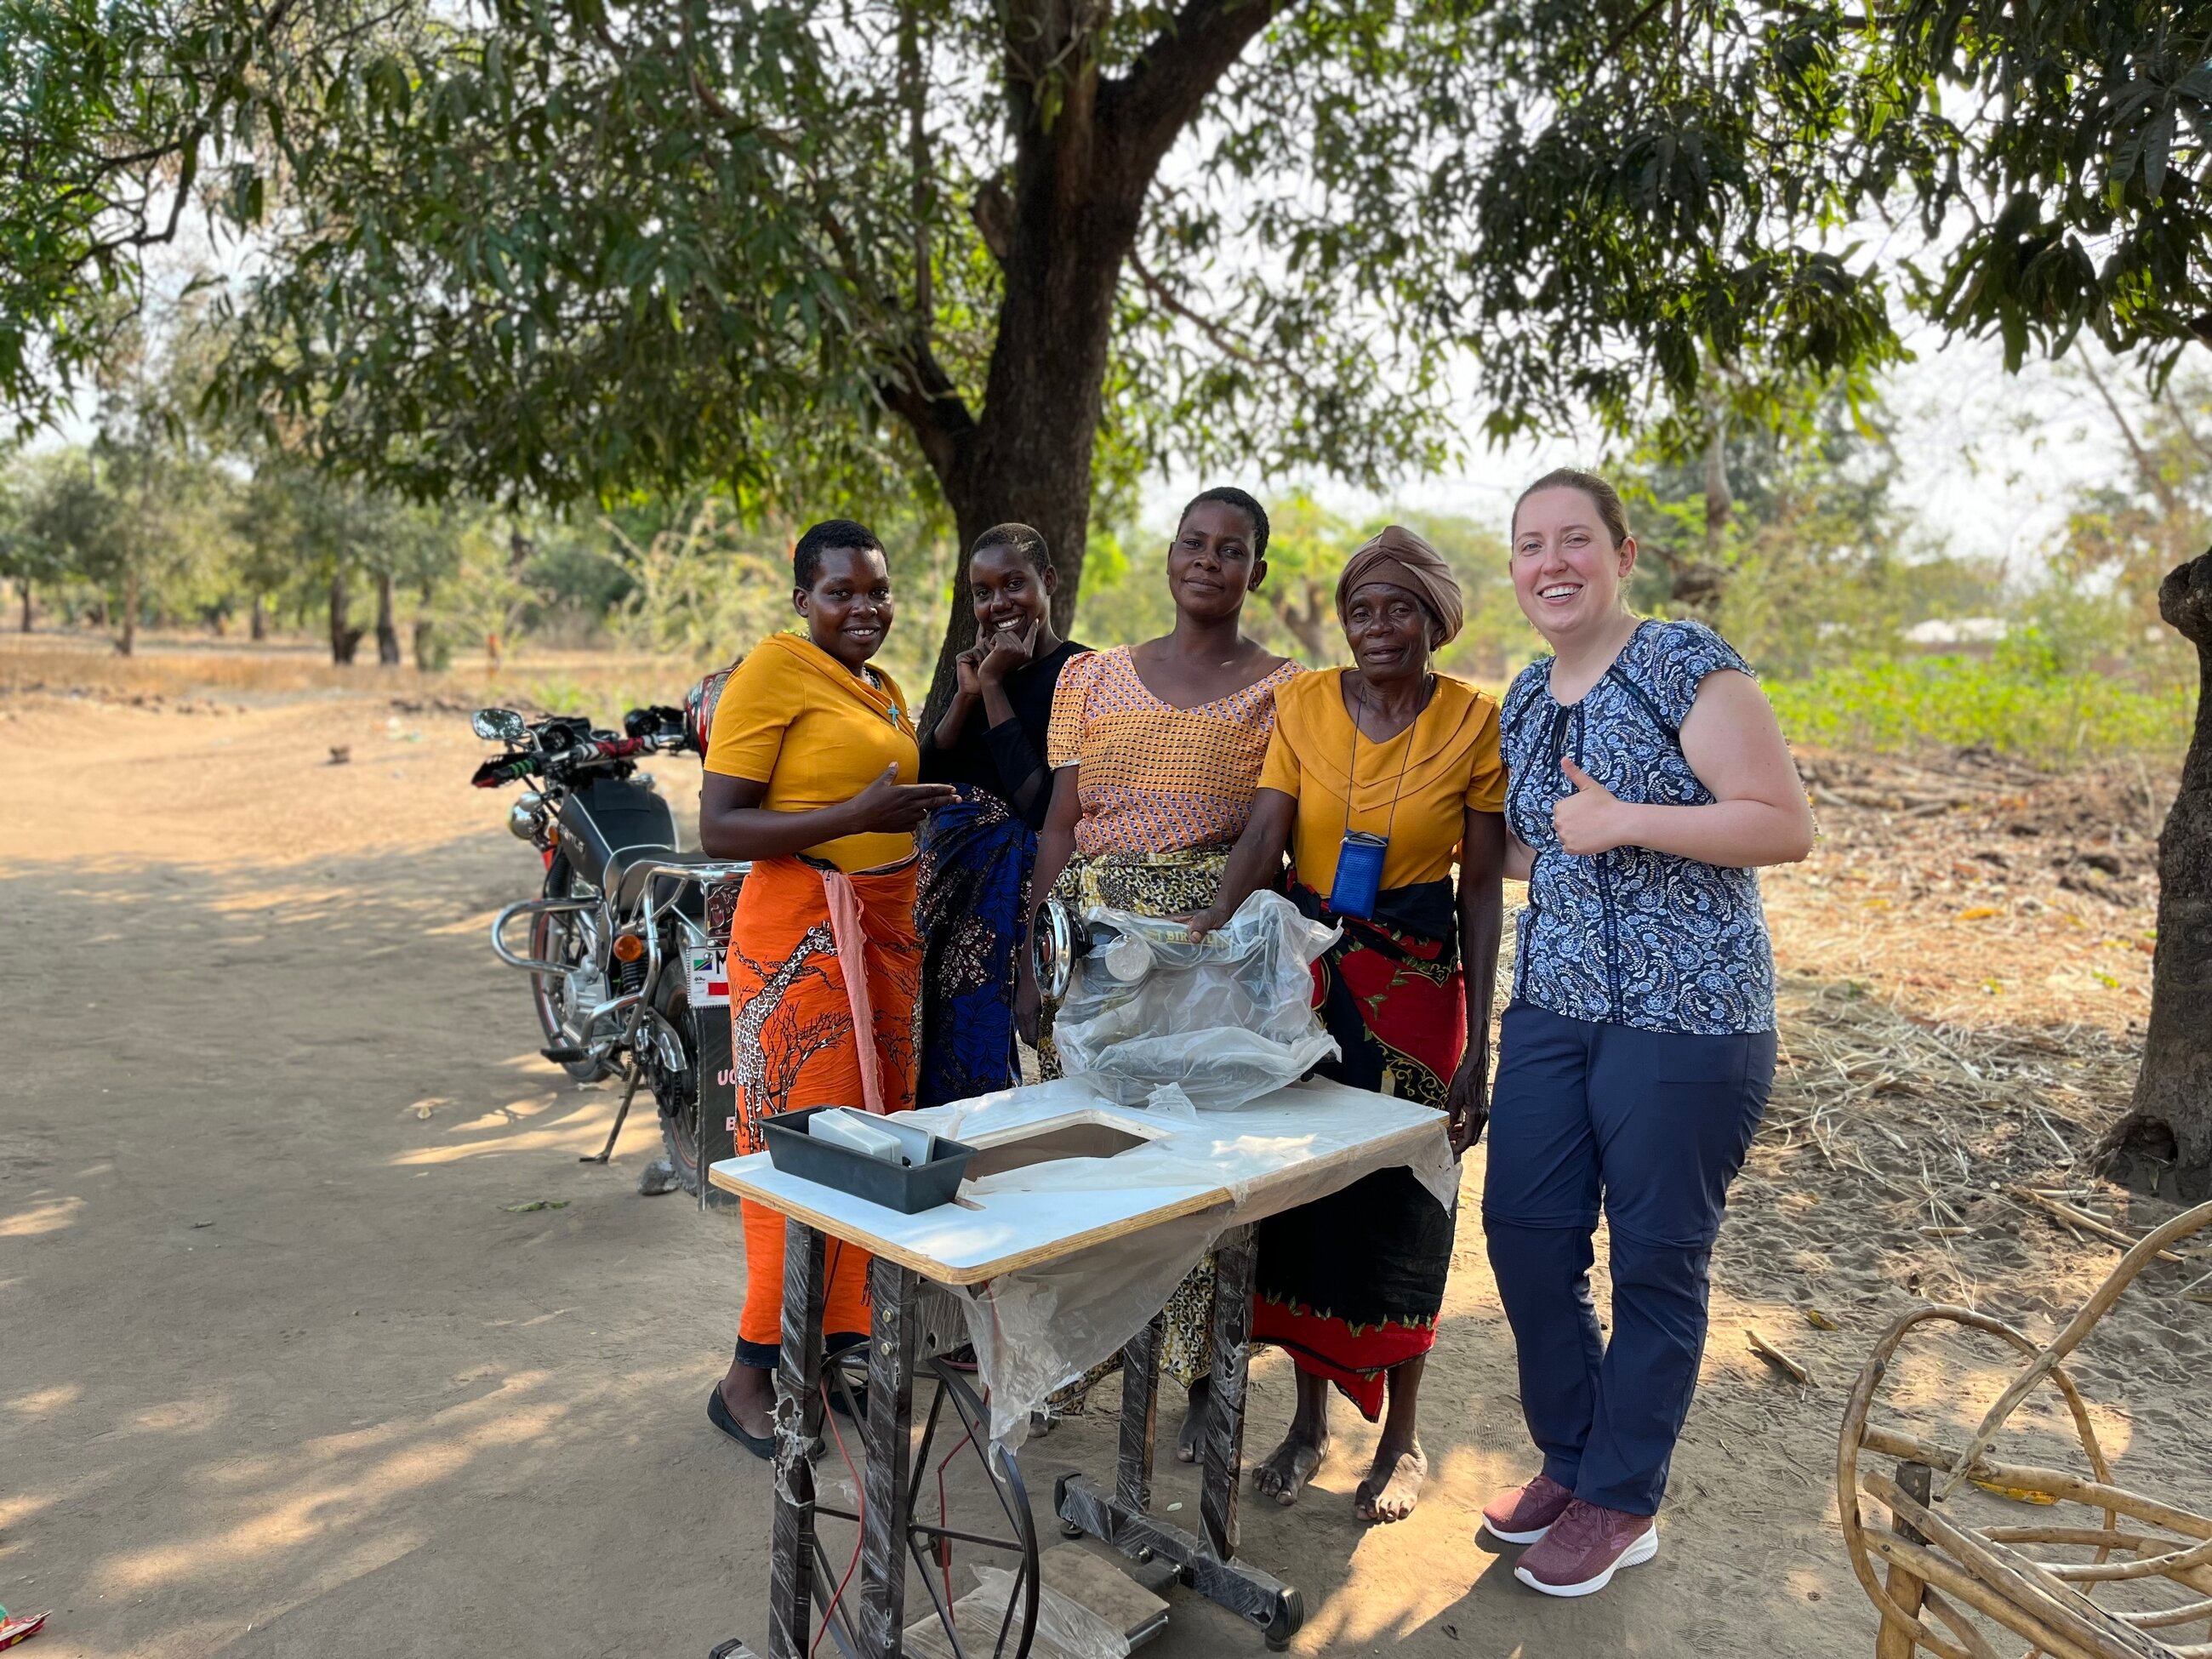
[
  {"left": 891, "top": 1077, "right": 1455, "bottom": 1445},
  {"left": 1051, "top": 890, "right": 1341, "bottom": 1112},
  {"left": 902, "top": 1567, "right": 1130, "bottom": 1659},
  {"left": 972, "top": 1566, "right": 1130, "bottom": 1659}
]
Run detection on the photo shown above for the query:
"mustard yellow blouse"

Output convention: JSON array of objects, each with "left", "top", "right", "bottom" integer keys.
[
  {"left": 1257, "top": 669, "right": 1507, "bottom": 895},
  {"left": 704, "top": 630, "right": 920, "bottom": 873}
]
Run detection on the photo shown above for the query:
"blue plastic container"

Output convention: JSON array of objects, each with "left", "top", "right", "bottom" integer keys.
[{"left": 1329, "top": 830, "right": 1389, "bottom": 921}]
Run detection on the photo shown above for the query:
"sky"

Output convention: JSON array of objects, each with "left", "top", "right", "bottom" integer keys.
[{"left": 1145, "top": 325, "right": 2141, "bottom": 581}]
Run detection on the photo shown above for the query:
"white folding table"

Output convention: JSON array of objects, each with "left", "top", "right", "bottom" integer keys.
[{"left": 705, "top": 1080, "right": 1450, "bottom": 1659}]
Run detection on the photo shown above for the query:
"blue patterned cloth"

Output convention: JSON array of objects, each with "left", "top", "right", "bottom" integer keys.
[
  {"left": 915, "top": 785, "right": 1035, "bottom": 1109},
  {"left": 1501, "top": 619, "right": 1776, "bottom": 1035}
]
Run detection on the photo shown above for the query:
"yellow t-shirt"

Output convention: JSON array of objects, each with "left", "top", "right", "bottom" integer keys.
[
  {"left": 1258, "top": 668, "right": 1506, "bottom": 896},
  {"left": 704, "top": 630, "right": 920, "bottom": 873}
]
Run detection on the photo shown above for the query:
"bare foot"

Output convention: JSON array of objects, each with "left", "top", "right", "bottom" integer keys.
[
  {"left": 1174, "top": 1379, "right": 1211, "bottom": 1464},
  {"left": 1355, "top": 1441, "right": 1427, "bottom": 1524},
  {"left": 1252, "top": 1428, "right": 1329, "bottom": 1506},
  {"left": 718, "top": 1360, "right": 775, "bottom": 1441}
]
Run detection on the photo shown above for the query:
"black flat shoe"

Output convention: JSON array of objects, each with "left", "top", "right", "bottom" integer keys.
[{"left": 707, "top": 1384, "right": 775, "bottom": 1460}]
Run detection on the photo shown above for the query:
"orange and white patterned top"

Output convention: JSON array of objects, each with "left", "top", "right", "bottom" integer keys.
[{"left": 1046, "top": 645, "right": 1303, "bottom": 858}]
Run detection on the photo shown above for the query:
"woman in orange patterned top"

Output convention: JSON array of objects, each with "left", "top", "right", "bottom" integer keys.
[{"left": 1021, "top": 485, "right": 1301, "bottom": 1461}]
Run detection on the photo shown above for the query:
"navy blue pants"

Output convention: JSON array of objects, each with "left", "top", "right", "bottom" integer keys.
[{"left": 1482, "top": 1001, "right": 1774, "bottom": 1516}]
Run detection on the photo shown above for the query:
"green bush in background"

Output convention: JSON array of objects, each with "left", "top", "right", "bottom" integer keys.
[{"left": 1767, "top": 653, "right": 2194, "bottom": 764}]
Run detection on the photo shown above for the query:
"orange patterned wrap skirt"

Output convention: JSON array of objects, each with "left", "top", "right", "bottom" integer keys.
[{"left": 727, "top": 854, "right": 922, "bottom": 1360}]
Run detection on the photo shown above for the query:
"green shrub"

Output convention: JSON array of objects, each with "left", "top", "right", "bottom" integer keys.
[{"left": 1767, "top": 653, "right": 2195, "bottom": 764}]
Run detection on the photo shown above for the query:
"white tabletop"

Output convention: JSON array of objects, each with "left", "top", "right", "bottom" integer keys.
[{"left": 709, "top": 1078, "right": 1448, "bottom": 1286}]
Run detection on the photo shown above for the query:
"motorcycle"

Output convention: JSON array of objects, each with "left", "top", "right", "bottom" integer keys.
[{"left": 469, "top": 701, "right": 747, "bottom": 1197}]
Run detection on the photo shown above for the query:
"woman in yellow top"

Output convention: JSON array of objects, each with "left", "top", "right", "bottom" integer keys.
[
  {"left": 1188, "top": 524, "right": 1507, "bottom": 1524},
  {"left": 697, "top": 518, "right": 957, "bottom": 1457}
]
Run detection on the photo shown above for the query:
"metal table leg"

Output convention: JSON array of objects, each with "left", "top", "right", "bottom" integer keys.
[
  {"left": 1117, "top": 1313, "right": 1163, "bottom": 1514},
  {"left": 713, "top": 1220, "right": 831, "bottom": 1659},
  {"left": 1054, "top": 1225, "right": 1304, "bottom": 1650},
  {"left": 857, "top": 1258, "right": 917, "bottom": 1658}
]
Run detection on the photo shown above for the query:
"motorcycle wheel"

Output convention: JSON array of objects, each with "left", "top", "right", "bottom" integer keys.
[
  {"left": 651, "top": 970, "right": 704, "bottom": 1197},
  {"left": 531, "top": 852, "right": 616, "bottom": 1084}
]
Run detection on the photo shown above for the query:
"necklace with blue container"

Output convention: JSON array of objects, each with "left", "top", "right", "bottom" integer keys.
[{"left": 1328, "top": 673, "right": 1431, "bottom": 921}]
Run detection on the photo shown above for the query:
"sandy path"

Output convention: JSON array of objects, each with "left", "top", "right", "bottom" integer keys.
[{"left": 2, "top": 688, "right": 2192, "bottom": 1658}]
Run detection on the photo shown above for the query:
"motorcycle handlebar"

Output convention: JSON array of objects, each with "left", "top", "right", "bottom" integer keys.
[
  {"left": 470, "top": 755, "right": 537, "bottom": 789},
  {"left": 470, "top": 705, "right": 690, "bottom": 788}
]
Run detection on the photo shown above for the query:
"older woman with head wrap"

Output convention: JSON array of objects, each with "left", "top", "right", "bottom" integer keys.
[{"left": 1187, "top": 524, "right": 1508, "bottom": 1525}]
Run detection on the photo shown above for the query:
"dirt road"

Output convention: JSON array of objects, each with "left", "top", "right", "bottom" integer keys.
[{"left": 2, "top": 681, "right": 2198, "bottom": 1658}]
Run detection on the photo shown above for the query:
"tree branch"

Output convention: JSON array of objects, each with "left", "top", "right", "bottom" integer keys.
[
  {"left": 901, "top": 0, "right": 933, "bottom": 334},
  {"left": 1126, "top": 246, "right": 1292, "bottom": 375},
  {"left": 1099, "top": 0, "right": 1286, "bottom": 182},
  {"left": 875, "top": 343, "right": 977, "bottom": 491},
  {"left": 2161, "top": 384, "right": 2212, "bottom": 468},
  {"left": 2078, "top": 346, "right": 2181, "bottom": 516}
]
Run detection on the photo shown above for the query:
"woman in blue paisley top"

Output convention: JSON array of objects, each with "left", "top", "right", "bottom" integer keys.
[{"left": 1476, "top": 469, "right": 1815, "bottom": 1599}]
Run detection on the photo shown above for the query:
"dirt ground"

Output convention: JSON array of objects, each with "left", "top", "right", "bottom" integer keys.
[{"left": 3, "top": 637, "right": 2206, "bottom": 1659}]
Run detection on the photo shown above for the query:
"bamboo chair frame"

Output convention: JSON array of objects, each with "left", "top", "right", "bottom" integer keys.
[{"left": 1836, "top": 1200, "right": 2212, "bottom": 1659}]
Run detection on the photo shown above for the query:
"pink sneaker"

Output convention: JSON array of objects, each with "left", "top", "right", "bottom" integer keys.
[
  {"left": 1513, "top": 1499, "right": 1658, "bottom": 1597},
  {"left": 1480, "top": 1473, "right": 1575, "bottom": 1544}
]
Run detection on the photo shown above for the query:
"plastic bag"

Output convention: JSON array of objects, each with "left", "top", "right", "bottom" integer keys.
[{"left": 1053, "top": 889, "right": 1340, "bottom": 1111}]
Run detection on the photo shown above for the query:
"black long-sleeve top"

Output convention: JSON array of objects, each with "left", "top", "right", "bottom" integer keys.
[{"left": 919, "top": 638, "right": 1089, "bottom": 832}]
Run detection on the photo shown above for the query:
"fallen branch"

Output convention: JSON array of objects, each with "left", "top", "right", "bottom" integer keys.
[
  {"left": 1747, "top": 1325, "right": 1814, "bottom": 1386},
  {"left": 2008, "top": 1187, "right": 2185, "bottom": 1264}
]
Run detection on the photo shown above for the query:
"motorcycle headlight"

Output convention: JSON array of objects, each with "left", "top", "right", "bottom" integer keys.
[{"left": 508, "top": 792, "right": 547, "bottom": 842}]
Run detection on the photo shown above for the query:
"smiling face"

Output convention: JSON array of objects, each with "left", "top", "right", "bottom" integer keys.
[
  {"left": 1341, "top": 580, "right": 1433, "bottom": 687},
  {"left": 1511, "top": 487, "right": 1637, "bottom": 646},
  {"left": 795, "top": 544, "right": 894, "bottom": 670},
  {"left": 967, "top": 540, "right": 1054, "bottom": 647},
  {"left": 1166, "top": 499, "right": 1265, "bottom": 624}
]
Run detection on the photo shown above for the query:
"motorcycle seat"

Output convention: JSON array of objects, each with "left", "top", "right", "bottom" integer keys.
[{"left": 604, "top": 847, "right": 732, "bottom": 917}]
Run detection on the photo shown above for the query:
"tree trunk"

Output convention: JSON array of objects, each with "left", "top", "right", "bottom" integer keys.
[
  {"left": 118, "top": 562, "right": 139, "bottom": 656},
  {"left": 1702, "top": 383, "right": 1732, "bottom": 563},
  {"left": 1273, "top": 579, "right": 1336, "bottom": 663},
  {"left": 899, "top": 0, "right": 1284, "bottom": 732},
  {"left": 329, "top": 567, "right": 362, "bottom": 664},
  {"left": 917, "top": 151, "right": 1133, "bottom": 727},
  {"left": 2097, "top": 545, "right": 2212, "bottom": 1201},
  {"left": 374, "top": 569, "right": 402, "bottom": 664},
  {"left": 250, "top": 592, "right": 267, "bottom": 641},
  {"left": 18, "top": 580, "right": 31, "bottom": 633}
]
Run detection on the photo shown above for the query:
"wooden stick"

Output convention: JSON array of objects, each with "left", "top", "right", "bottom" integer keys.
[
  {"left": 1877, "top": 1462, "right": 1933, "bottom": 1659},
  {"left": 2008, "top": 1188, "right": 2186, "bottom": 1264},
  {"left": 1940, "top": 1202, "right": 2212, "bottom": 1500},
  {"left": 1920, "top": 1588, "right": 2006, "bottom": 1659},
  {"left": 2121, "top": 1594, "right": 2212, "bottom": 1631},
  {"left": 1748, "top": 1325, "right": 1814, "bottom": 1387},
  {"left": 1861, "top": 1529, "right": 2105, "bottom": 1659},
  {"left": 1866, "top": 1471, "right": 2174, "bottom": 1659},
  {"left": 1862, "top": 1428, "right": 2212, "bottom": 1542},
  {"left": 2045, "top": 1531, "right": 2212, "bottom": 1586}
]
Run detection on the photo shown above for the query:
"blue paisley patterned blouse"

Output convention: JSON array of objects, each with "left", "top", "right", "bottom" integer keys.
[{"left": 1502, "top": 619, "right": 1776, "bottom": 1035}]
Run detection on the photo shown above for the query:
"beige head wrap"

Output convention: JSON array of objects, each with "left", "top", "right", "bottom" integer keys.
[{"left": 1335, "top": 524, "right": 1464, "bottom": 647}]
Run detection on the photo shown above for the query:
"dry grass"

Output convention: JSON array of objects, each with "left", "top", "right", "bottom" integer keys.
[{"left": 0, "top": 629, "right": 703, "bottom": 718}]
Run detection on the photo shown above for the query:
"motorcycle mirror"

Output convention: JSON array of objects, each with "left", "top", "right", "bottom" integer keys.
[{"left": 472, "top": 708, "right": 527, "bottom": 743}]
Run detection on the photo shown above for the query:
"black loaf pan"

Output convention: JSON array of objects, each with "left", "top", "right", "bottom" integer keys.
[{"left": 761, "top": 1105, "right": 979, "bottom": 1214}]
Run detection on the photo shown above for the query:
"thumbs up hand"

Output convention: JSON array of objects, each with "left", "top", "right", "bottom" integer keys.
[{"left": 1553, "top": 757, "right": 1630, "bottom": 856}]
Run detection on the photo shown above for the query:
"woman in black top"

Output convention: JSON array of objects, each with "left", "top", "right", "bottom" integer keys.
[{"left": 914, "top": 524, "right": 1089, "bottom": 1105}]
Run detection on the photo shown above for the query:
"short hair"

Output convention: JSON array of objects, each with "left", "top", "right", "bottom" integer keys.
[
  {"left": 1511, "top": 468, "right": 1631, "bottom": 548},
  {"left": 967, "top": 522, "right": 1053, "bottom": 578},
  {"left": 793, "top": 519, "right": 884, "bottom": 589},
  {"left": 1177, "top": 487, "right": 1270, "bottom": 562}
]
